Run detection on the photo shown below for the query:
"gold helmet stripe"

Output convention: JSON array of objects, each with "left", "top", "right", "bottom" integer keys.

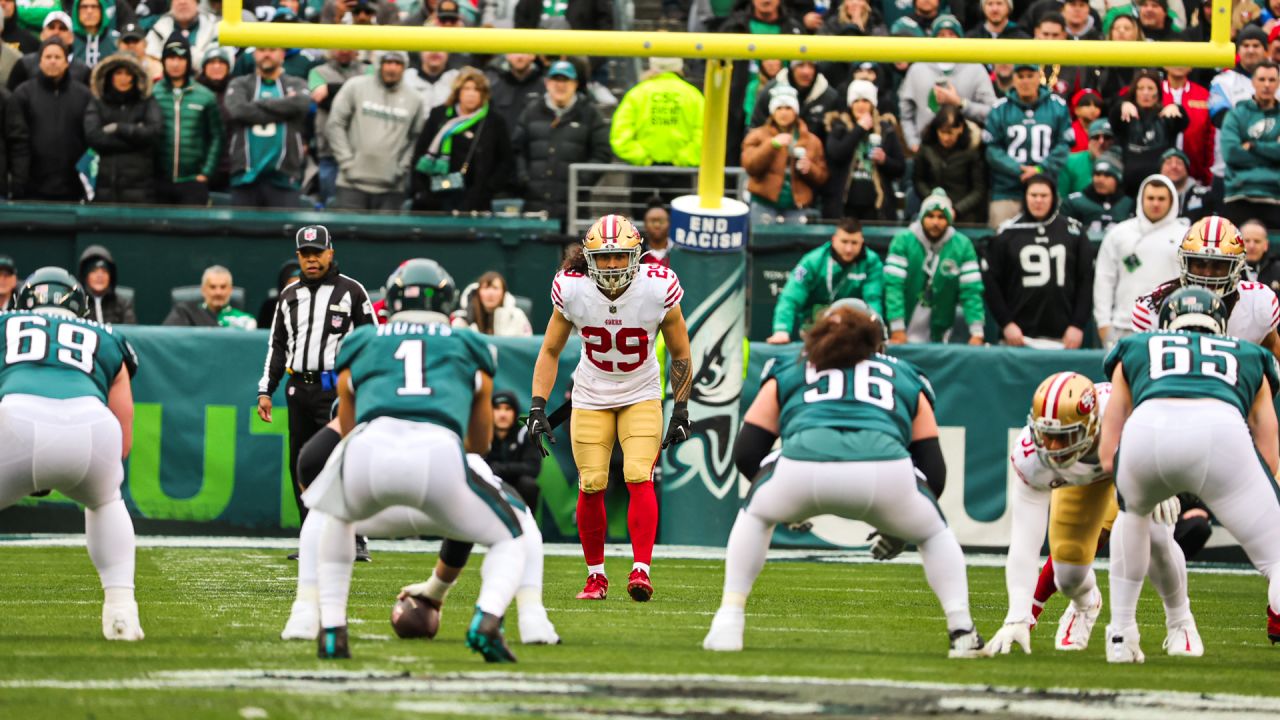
[{"left": 1045, "top": 371, "right": 1076, "bottom": 421}]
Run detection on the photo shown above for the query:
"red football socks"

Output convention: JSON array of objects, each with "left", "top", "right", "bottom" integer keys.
[
  {"left": 577, "top": 490, "right": 607, "bottom": 567},
  {"left": 1033, "top": 557, "right": 1058, "bottom": 621},
  {"left": 627, "top": 481, "right": 658, "bottom": 566}
]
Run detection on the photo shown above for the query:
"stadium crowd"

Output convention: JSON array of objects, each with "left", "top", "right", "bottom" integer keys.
[{"left": 3, "top": 0, "right": 1280, "bottom": 349}]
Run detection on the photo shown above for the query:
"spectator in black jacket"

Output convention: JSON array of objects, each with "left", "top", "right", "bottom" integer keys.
[
  {"left": 514, "top": 0, "right": 611, "bottom": 79},
  {"left": 1243, "top": 219, "right": 1280, "bottom": 292},
  {"left": 85, "top": 52, "right": 161, "bottom": 203},
  {"left": 6, "top": 12, "right": 91, "bottom": 90},
  {"left": 512, "top": 59, "right": 610, "bottom": 229},
  {"left": 6, "top": 39, "right": 93, "bottom": 201},
  {"left": 966, "top": 0, "right": 1028, "bottom": 38},
  {"left": 485, "top": 390, "right": 543, "bottom": 509},
  {"left": 823, "top": 78, "right": 905, "bottom": 220},
  {"left": 0, "top": 85, "right": 8, "bottom": 197},
  {"left": 983, "top": 174, "right": 1093, "bottom": 349},
  {"left": 411, "top": 67, "right": 512, "bottom": 213},
  {"left": 196, "top": 45, "right": 232, "bottom": 192},
  {"left": 486, "top": 53, "right": 543, "bottom": 137},
  {"left": 255, "top": 258, "right": 300, "bottom": 330},
  {"left": 78, "top": 244, "right": 137, "bottom": 324},
  {"left": 1110, "top": 69, "right": 1187, "bottom": 198},
  {"left": 1, "top": 0, "right": 40, "bottom": 55},
  {"left": 912, "top": 105, "right": 987, "bottom": 224}
]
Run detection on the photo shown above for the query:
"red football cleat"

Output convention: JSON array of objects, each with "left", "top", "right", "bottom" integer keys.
[
  {"left": 627, "top": 569, "right": 654, "bottom": 602},
  {"left": 1267, "top": 606, "right": 1280, "bottom": 645},
  {"left": 576, "top": 573, "right": 608, "bottom": 600}
]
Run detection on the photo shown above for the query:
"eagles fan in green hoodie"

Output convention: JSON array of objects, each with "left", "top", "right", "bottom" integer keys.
[
  {"left": 767, "top": 217, "right": 885, "bottom": 343},
  {"left": 982, "top": 63, "right": 1074, "bottom": 229},
  {"left": 153, "top": 32, "right": 223, "bottom": 205}
]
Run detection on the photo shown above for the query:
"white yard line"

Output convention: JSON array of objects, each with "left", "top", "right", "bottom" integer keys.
[{"left": 0, "top": 534, "right": 1258, "bottom": 575}]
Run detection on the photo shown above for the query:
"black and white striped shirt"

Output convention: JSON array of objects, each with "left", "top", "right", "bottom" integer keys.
[{"left": 257, "top": 267, "right": 376, "bottom": 395}]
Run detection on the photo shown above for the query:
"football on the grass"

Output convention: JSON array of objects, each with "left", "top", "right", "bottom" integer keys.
[{"left": 390, "top": 595, "right": 440, "bottom": 639}]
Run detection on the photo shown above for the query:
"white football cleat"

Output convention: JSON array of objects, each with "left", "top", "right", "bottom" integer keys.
[
  {"left": 947, "top": 627, "right": 986, "bottom": 659},
  {"left": 703, "top": 607, "right": 745, "bottom": 652},
  {"left": 1105, "top": 624, "right": 1145, "bottom": 664},
  {"left": 281, "top": 599, "right": 320, "bottom": 640},
  {"left": 1163, "top": 620, "right": 1204, "bottom": 657},
  {"left": 1055, "top": 589, "right": 1102, "bottom": 651},
  {"left": 102, "top": 601, "right": 144, "bottom": 642},
  {"left": 517, "top": 606, "right": 561, "bottom": 645}
]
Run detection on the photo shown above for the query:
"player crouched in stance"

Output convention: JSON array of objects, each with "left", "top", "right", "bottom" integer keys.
[
  {"left": 0, "top": 268, "right": 142, "bottom": 641},
  {"left": 1101, "top": 287, "right": 1280, "bottom": 662},
  {"left": 300, "top": 259, "right": 530, "bottom": 662},
  {"left": 703, "top": 304, "right": 985, "bottom": 657},
  {"left": 527, "top": 215, "right": 694, "bottom": 602},
  {"left": 987, "top": 373, "right": 1196, "bottom": 657}
]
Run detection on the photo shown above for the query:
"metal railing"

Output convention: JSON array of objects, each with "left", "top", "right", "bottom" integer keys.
[{"left": 566, "top": 163, "right": 749, "bottom": 235}]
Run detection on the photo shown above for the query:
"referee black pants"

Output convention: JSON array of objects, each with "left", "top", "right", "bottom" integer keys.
[{"left": 286, "top": 378, "right": 336, "bottom": 523}]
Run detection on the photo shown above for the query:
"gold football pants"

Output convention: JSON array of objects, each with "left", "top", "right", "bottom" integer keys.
[
  {"left": 1048, "top": 481, "right": 1119, "bottom": 566},
  {"left": 569, "top": 399, "right": 663, "bottom": 494}
]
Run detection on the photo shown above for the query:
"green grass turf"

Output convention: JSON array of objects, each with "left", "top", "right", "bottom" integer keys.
[{"left": 0, "top": 546, "right": 1275, "bottom": 718}]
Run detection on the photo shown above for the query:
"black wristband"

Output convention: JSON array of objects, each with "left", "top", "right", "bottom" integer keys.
[
  {"left": 530, "top": 395, "right": 547, "bottom": 412},
  {"left": 672, "top": 400, "right": 688, "bottom": 415}
]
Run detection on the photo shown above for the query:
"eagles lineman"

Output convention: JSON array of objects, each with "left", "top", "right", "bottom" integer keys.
[
  {"left": 987, "top": 372, "right": 1197, "bottom": 656},
  {"left": 0, "top": 268, "right": 143, "bottom": 641},
  {"left": 301, "top": 259, "right": 530, "bottom": 662},
  {"left": 1101, "top": 287, "right": 1280, "bottom": 661},
  {"left": 527, "top": 215, "right": 694, "bottom": 602},
  {"left": 703, "top": 305, "right": 984, "bottom": 657}
]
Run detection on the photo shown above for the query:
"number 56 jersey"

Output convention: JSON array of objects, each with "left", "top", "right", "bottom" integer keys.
[{"left": 552, "top": 266, "right": 683, "bottom": 411}]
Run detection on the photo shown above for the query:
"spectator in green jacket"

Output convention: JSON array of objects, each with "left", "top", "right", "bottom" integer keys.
[
  {"left": 982, "top": 63, "right": 1074, "bottom": 229},
  {"left": 610, "top": 57, "right": 704, "bottom": 209},
  {"left": 71, "top": 0, "right": 117, "bottom": 69},
  {"left": 1222, "top": 60, "right": 1280, "bottom": 228},
  {"left": 1058, "top": 118, "right": 1113, "bottom": 197},
  {"left": 1061, "top": 154, "right": 1134, "bottom": 236},
  {"left": 154, "top": 32, "right": 223, "bottom": 205},
  {"left": 884, "top": 188, "right": 987, "bottom": 344},
  {"left": 767, "top": 217, "right": 885, "bottom": 343}
]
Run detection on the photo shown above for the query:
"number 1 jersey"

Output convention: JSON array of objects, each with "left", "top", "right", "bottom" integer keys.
[
  {"left": 551, "top": 266, "right": 683, "bottom": 411},
  {"left": 336, "top": 321, "right": 497, "bottom": 436}
]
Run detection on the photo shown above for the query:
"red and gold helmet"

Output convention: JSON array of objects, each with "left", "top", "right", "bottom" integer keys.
[
  {"left": 583, "top": 214, "right": 643, "bottom": 291},
  {"left": 1029, "top": 372, "right": 1099, "bottom": 469},
  {"left": 1179, "top": 216, "right": 1245, "bottom": 295}
]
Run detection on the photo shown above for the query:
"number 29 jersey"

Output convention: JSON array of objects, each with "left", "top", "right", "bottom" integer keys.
[
  {"left": 0, "top": 311, "right": 133, "bottom": 404},
  {"left": 551, "top": 266, "right": 683, "bottom": 411},
  {"left": 336, "top": 321, "right": 497, "bottom": 437}
]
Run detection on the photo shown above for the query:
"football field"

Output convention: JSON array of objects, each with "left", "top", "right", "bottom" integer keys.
[{"left": 0, "top": 538, "right": 1277, "bottom": 719}]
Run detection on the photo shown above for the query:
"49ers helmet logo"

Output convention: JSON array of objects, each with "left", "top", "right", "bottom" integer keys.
[{"left": 1077, "top": 389, "right": 1095, "bottom": 416}]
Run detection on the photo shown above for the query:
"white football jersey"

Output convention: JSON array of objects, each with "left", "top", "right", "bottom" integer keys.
[
  {"left": 551, "top": 265, "right": 683, "bottom": 410},
  {"left": 1010, "top": 382, "right": 1112, "bottom": 491},
  {"left": 1132, "top": 280, "right": 1280, "bottom": 343}
]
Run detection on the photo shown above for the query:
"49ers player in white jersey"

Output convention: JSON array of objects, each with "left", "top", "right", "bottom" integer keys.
[
  {"left": 986, "top": 372, "right": 1199, "bottom": 657},
  {"left": 1132, "top": 216, "right": 1280, "bottom": 354},
  {"left": 526, "top": 215, "right": 694, "bottom": 602}
]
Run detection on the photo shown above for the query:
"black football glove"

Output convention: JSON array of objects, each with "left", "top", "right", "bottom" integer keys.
[
  {"left": 662, "top": 402, "right": 692, "bottom": 449},
  {"left": 526, "top": 396, "right": 554, "bottom": 458}
]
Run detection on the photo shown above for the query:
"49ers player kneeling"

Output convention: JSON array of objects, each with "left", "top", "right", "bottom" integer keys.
[{"left": 528, "top": 216, "right": 694, "bottom": 602}]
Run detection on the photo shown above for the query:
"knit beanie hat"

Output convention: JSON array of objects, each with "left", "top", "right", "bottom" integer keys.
[
  {"left": 1093, "top": 153, "right": 1123, "bottom": 180},
  {"left": 846, "top": 79, "right": 878, "bottom": 108},
  {"left": 1159, "top": 147, "right": 1190, "bottom": 170},
  {"left": 162, "top": 31, "right": 191, "bottom": 62},
  {"left": 768, "top": 85, "right": 801, "bottom": 114},
  {"left": 919, "top": 188, "right": 954, "bottom": 224}
]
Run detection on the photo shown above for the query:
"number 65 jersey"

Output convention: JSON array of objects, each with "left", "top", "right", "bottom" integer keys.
[{"left": 552, "top": 266, "right": 683, "bottom": 411}]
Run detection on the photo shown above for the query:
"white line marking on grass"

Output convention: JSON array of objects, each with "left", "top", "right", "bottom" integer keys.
[{"left": 0, "top": 535, "right": 1258, "bottom": 575}]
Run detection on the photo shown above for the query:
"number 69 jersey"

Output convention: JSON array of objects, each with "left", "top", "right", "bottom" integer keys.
[
  {"left": 0, "top": 311, "right": 134, "bottom": 403},
  {"left": 551, "top": 265, "right": 683, "bottom": 411},
  {"left": 336, "top": 321, "right": 497, "bottom": 438},
  {"left": 1010, "top": 383, "right": 1112, "bottom": 491}
]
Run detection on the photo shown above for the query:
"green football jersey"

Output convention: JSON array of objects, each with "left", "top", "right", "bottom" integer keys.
[
  {"left": 766, "top": 351, "right": 935, "bottom": 461},
  {"left": 0, "top": 311, "right": 133, "bottom": 403},
  {"left": 1104, "top": 331, "right": 1280, "bottom": 418},
  {"left": 337, "top": 321, "right": 497, "bottom": 435}
]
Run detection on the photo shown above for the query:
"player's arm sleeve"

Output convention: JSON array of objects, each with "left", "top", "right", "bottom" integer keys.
[
  {"left": 258, "top": 299, "right": 289, "bottom": 395},
  {"left": 334, "top": 327, "right": 365, "bottom": 376},
  {"left": 550, "top": 274, "right": 568, "bottom": 314},
  {"left": 1004, "top": 468, "right": 1051, "bottom": 624},
  {"left": 1102, "top": 340, "right": 1125, "bottom": 380},
  {"left": 909, "top": 436, "right": 945, "bottom": 499},
  {"left": 734, "top": 421, "right": 780, "bottom": 480},
  {"left": 468, "top": 336, "right": 499, "bottom": 379},
  {"left": 1131, "top": 295, "right": 1155, "bottom": 332},
  {"left": 663, "top": 271, "right": 684, "bottom": 310},
  {"left": 120, "top": 337, "right": 139, "bottom": 378}
]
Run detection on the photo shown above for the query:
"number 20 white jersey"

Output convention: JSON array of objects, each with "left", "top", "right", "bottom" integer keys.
[{"left": 551, "top": 265, "right": 684, "bottom": 411}]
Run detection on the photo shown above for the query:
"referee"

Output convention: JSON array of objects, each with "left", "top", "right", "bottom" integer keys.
[{"left": 257, "top": 225, "right": 375, "bottom": 537}]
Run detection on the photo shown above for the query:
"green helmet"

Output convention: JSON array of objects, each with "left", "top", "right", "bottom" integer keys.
[
  {"left": 1158, "top": 286, "right": 1227, "bottom": 335},
  {"left": 384, "top": 258, "right": 458, "bottom": 316},
  {"left": 826, "top": 298, "right": 888, "bottom": 348},
  {"left": 16, "top": 267, "right": 88, "bottom": 317}
]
